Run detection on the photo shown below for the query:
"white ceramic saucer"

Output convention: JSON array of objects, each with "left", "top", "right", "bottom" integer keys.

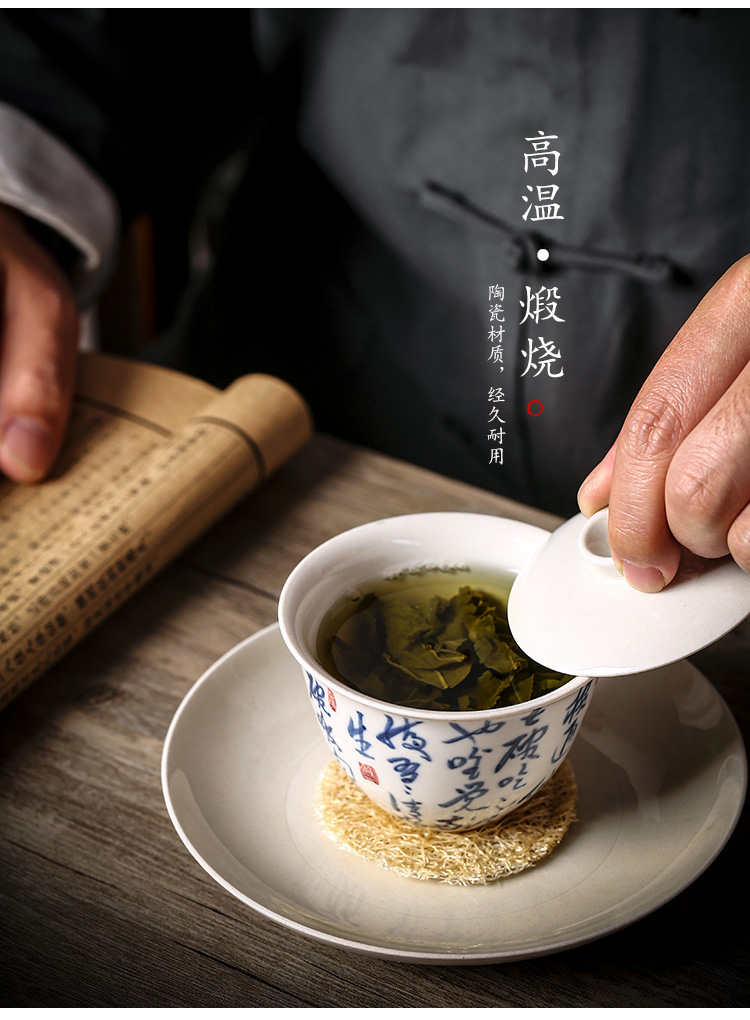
[
  {"left": 161, "top": 624, "right": 746, "bottom": 965},
  {"left": 508, "top": 508, "right": 750, "bottom": 677}
]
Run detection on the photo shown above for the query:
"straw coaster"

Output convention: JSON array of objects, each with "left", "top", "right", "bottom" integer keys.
[{"left": 315, "top": 759, "right": 578, "bottom": 885}]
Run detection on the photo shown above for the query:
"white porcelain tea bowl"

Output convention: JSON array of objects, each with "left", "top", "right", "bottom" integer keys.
[{"left": 278, "top": 512, "right": 595, "bottom": 831}]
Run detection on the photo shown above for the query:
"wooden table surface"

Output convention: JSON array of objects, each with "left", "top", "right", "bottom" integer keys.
[{"left": 1, "top": 434, "right": 747, "bottom": 1008}]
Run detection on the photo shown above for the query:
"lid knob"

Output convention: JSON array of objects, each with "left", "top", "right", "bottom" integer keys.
[{"left": 577, "top": 508, "right": 621, "bottom": 580}]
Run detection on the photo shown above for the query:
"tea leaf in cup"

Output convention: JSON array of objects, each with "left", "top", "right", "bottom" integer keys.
[{"left": 322, "top": 580, "right": 572, "bottom": 712}]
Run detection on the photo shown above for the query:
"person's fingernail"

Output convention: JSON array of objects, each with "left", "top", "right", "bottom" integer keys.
[
  {"left": 0, "top": 417, "right": 55, "bottom": 482},
  {"left": 577, "top": 481, "right": 598, "bottom": 517},
  {"left": 622, "top": 561, "right": 666, "bottom": 594},
  {"left": 577, "top": 467, "right": 606, "bottom": 518}
]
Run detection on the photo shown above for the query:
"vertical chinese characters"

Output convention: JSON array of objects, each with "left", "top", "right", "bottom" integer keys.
[
  {"left": 487, "top": 285, "right": 506, "bottom": 466},
  {"left": 520, "top": 287, "right": 565, "bottom": 379},
  {"left": 522, "top": 131, "right": 564, "bottom": 223},
  {"left": 521, "top": 133, "right": 566, "bottom": 384}
]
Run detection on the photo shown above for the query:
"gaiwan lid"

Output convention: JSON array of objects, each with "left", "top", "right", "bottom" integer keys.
[{"left": 507, "top": 507, "right": 750, "bottom": 678}]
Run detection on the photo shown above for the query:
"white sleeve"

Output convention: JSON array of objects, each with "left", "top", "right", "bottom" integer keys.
[{"left": 0, "top": 101, "right": 120, "bottom": 307}]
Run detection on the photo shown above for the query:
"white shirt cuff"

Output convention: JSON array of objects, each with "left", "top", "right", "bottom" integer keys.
[{"left": 0, "top": 101, "right": 120, "bottom": 306}]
